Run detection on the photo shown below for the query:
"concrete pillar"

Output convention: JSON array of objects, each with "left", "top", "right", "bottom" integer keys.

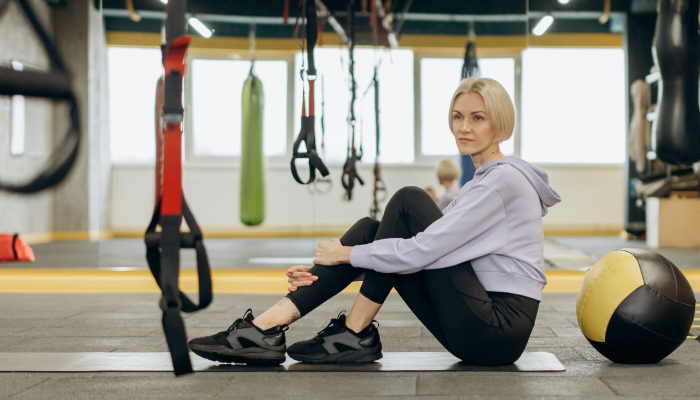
[
  {"left": 51, "top": 0, "right": 110, "bottom": 235},
  {"left": 0, "top": 0, "right": 55, "bottom": 235}
]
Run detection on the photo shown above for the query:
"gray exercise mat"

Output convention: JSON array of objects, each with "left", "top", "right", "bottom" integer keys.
[{"left": 0, "top": 352, "right": 564, "bottom": 372}]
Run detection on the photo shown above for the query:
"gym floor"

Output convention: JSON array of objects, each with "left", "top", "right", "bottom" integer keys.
[
  {"left": 8, "top": 235, "right": 700, "bottom": 270},
  {"left": 1, "top": 236, "right": 700, "bottom": 398}
]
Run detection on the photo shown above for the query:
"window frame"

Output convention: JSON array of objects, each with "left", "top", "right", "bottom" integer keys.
[
  {"left": 184, "top": 49, "right": 297, "bottom": 168},
  {"left": 413, "top": 48, "right": 523, "bottom": 163},
  {"left": 110, "top": 44, "right": 627, "bottom": 168}
]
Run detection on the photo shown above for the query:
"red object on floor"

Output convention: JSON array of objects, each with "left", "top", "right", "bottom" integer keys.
[{"left": 0, "top": 233, "right": 35, "bottom": 262}]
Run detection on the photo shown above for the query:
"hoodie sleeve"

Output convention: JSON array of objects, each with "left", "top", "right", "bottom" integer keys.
[
  {"left": 350, "top": 183, "right": 507, "bottom": 274},
  {"left": 441, "top": 196, "right": 457, "bottom": 215}
]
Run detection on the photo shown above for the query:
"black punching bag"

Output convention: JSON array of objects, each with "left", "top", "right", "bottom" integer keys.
[{"left": 652, "top": 0, "right": 700, "bottom": 165}]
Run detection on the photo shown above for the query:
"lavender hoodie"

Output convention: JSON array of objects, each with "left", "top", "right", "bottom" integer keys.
[{"left": 350, "top": 156, "right": 561, "bottom": 301}]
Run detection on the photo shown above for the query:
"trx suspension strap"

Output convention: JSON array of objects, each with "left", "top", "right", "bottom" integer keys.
[
  {"left": 368, "top": 66, "right": 386, "bottom": 218},
  {"left": 341, "top": 0, "right": 364, "bottom": 201},
  {"left": 291, "top": 0, "right": 330, "bottom": 185},
  {"left": 462, "top": 21, "right": 479, "bottom": 79},
  {"left": 0, "top": 0, "right": 80, "bottom": 194},
  {"left": 367, "top": 2, "right": 387, "bottom": 218},
  {"left": 144, "top": 0, "right": 212, "bottom": 376},
  {"left": 309, "top": 74, "right": 333, "bottom": 194},
  {"left": 459, "top": 22, "right": 477, "bottom": 186}
]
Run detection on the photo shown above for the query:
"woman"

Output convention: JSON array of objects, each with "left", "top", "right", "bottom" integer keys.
[
  {"left": 436, "top": 158, "right": 461, "bottom": 211},
  {"left": 188, "top": 77, "right": 561, "bottom": 366}
]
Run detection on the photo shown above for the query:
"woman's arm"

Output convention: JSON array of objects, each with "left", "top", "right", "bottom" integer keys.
[
  {"left": 313, "top": 238, "right": 353, "bottom": 265},
  {"left": 350, "top": 183, "right": 508, "bottom": 274}
]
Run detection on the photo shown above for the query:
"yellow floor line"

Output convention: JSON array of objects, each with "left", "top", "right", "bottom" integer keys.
[{"left": 1, "top": 269, "right": 700, "bottom": 294}]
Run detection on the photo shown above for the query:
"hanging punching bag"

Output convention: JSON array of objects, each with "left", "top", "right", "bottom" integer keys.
[
  {"left": 240, "top": 68, "right": 265, "bottom": 226},
  {"left": 652, "top": 0, "right": 700, "bottom": 165}
]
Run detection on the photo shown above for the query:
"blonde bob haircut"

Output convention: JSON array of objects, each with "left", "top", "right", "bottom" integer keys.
[
  {"left": 448, "top": 77, "right": 515, "bottom": 143},
  {"left": 437, "top": 159, "right": 460, "bottom": 183}
]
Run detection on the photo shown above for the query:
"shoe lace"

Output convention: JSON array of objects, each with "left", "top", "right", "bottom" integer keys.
[
  {"left": 225, "top": 308, "right": 253, "bottom": 334},
  {"left": 317, "top": 310, "right": 346, "bottom": 336}
]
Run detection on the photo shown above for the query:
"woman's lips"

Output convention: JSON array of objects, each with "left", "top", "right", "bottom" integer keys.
[{"left": 459, "top": 138, "right": 473, "bottom": 143}]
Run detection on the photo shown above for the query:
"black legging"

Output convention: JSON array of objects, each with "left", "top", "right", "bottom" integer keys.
[{"left": 286, "top": 186, "right": 539, "bottom": 365}]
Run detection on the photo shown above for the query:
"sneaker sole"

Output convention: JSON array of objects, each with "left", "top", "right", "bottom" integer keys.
[
  {"left": 189, "top": 344, "right": 286, "bottom": 366},
  {"left": 288, "top": 343, "right": 383, "bottom": 364}
]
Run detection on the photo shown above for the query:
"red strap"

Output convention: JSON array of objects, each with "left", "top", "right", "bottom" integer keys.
[
  {"left": 163, "top": 36, "right": 191, "bottom": 76},
  {"left": 161, "top": 125, "right": 183, "bottom": 216},
  {"left": 160, "top": 35, "right": 191, "bottom": 216},
  {"left": 283, "top": 0, "right": 289, "bottom": 24},
  {"left": 308, "top": 79, "right": 315, "bottom": 116},
  {"left": 155, "top": 77, "right": 165, "bottom": 201}
]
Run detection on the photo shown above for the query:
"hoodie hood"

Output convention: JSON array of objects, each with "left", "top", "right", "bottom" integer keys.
[{"left": 475, "top": 156, "right": 561, "bottom": 216}]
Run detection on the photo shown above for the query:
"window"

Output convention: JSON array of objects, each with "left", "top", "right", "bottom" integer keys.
[
  {"left": 420, "top": 57, "right": 516, "bottom": 157},
  {"left": 294, "top": 48, "right": 414, "bottom": 164},
  {"left": 521, "top": 48, "right": 626, "bottom": 164},
  {"left": 190, "top": 59, "right": 288, "bottom": 157},
  {"left": 108, "top": 47, "right": 163, "bottom": 163}
]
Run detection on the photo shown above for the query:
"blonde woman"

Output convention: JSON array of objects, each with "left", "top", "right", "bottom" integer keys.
[
  {"left": 189, "top": 78, "right": 561, "bottom": 366},
  {"left": 436, "top": 158, "right": 461, "bottom": 210}
]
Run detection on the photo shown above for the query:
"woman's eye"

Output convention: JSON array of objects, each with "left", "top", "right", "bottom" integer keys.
[
  {"left": 474, "top": 116, "right": 483, "bottom": 121},
  {"left": 453, "top": 115, "right": 462, "bottom": 120}
]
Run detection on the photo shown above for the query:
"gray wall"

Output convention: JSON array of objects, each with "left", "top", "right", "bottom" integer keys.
[{"left": 0, "top": 0, "right": 110, "bottom": 235}]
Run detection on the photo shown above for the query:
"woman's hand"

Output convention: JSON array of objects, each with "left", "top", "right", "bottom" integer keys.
[
  {"left": 286, "top": 265, "right": 318, "bottom": 292},
  {"left": 313, "top": 238, "right": 351, "bottom": 266}
]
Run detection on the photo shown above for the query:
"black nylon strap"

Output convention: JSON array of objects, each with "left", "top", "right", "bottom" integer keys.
[
  {"left": 0, "top": 0, "right": 80, "bottom": 194},
  {"left": 342, "top": 0, "right": 363, "bottom": 201},
  {"left": 342, "top": 149, "right": 364, "bottom": 201},
  {"left": 290, "top": 0, "right": 329, "bottom": 185},
  {"left": 369, "top": 70, "right": 386, "bottom": 218},
  {"left": 145, "top": 198, "right": 212, "bottom": 375},
  {"left": 291, "top": 115, "right": 329, "bottom": 185},
  {"left": 11, "top": 234, "right": 18, "bottom": 260},
  {"left": 305, "top": 0, "right": 317, "bottom": 78}
]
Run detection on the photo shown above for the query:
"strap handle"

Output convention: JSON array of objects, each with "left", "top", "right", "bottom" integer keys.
[
  {"left": 341, "top": 149, "right": 364, "bottom": 201},
  {"left": 291, "top": 115, "right": 330, "bottom": 185}
]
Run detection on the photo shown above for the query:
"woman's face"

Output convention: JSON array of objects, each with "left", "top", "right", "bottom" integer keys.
[{"left": 450, "top": 92, "right": 498, "bottom": 155}]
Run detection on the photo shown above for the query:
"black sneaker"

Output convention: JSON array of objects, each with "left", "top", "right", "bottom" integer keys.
[
  {"left": 287, "top": 311, "right": 383, "bottom": 364},
  {"left": 188, "top": 309, "right": 287, "bottom": 365}
]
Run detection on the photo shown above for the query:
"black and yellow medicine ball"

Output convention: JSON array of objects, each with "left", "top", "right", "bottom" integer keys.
[{"left": 576, "top": 248, "right": 696, "bottom": 364}]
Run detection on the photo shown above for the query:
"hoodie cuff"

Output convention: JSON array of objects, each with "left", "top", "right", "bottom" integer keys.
[{"left": 349, "top": 244, "right": 373, "bottom": 269}]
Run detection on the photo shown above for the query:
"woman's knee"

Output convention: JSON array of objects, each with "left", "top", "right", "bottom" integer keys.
[
  {"left": 391, "top": 186, "right": 427, "bottom": 203},
  {"left": 341, "top": 217, "right": 380, "bottom": 246}
]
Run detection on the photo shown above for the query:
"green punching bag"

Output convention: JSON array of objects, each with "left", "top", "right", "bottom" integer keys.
[{"left": 240, "top": 68, "right": 265, "bottom": 226}]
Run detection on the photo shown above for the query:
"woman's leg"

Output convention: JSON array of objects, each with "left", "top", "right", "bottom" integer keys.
[
  {"left": 253, "top": 216, "right": 381, "bottom": 331},
  {"left": 341, "top": 187, "right": 539, "bottom": 365},
  {"left": 356, "top": 186, "right": 444, "bottom": 304},
  {"left": 419, "top": 263, "right": 539, "bottom": 365},
  {"left": 345, "top": 186, "right": 445, "bottom": 332},
  {"left": 377, "top": 262, "right": 538, "bottom": 365},
  {"left": 259, "top": 186, "right": 442, "bottom": 332}
]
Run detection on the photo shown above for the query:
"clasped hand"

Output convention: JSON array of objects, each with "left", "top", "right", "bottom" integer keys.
[{"left": 286, "top": 238, "right": 344, "bottom": 292}]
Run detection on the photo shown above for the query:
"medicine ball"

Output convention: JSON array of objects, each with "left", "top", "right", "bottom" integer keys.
[{"left": 576, "top": 248, "right": 696, "bottom": 364}]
